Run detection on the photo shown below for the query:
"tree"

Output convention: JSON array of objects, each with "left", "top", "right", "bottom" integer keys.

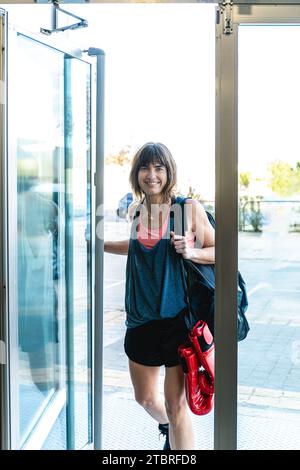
[
  {"left": 239, "top": 172, "right": 251, "bottom": 190},
  {"left": 268, "top": 160, "right": 300, "bottom": 197},
  {"left": 186, "top": 186, "right": 202, "bottom": 200},
  {"left": 105, "top": 145, "right": 133, "bottom": 166}
]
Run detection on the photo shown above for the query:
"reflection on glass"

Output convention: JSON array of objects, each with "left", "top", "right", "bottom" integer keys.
[
  {"left": 64, "top": 57, "right": 92, "bottom": 449},
  {"left": 18, "top": 157, "right": 59, "bottom": 391},
  {"left": 238, "top": 25, "right": 300, "bottom": 449},
  {"left": 16, "top": 36, "right": 66, "bottom": 446},
  {"left": 14, "top": 34, "right": 92, "bottom": 449}
]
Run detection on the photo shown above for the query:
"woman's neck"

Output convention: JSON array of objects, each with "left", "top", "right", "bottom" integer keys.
[
  {"left": 144, "top": 195, "right": 170, "bottom": 209},
  {"left": 142, "top": 195, "right": 171, "bottom": 223}
]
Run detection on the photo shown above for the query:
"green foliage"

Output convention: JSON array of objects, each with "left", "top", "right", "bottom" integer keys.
[
  {"left": 186, "top": 186, "right": 202, "bottom": 200},
  {"left": 268, "top": 160, "right": 300, "bottom": 197},
  {"left": 239, "top": 172, "right": 251, "bottom": 190},
  {"left": 185, "top": 186, "right": 215, "bottom": 215},
  {"left": 239, "top": 195, "right": 264, "bottom": 232}
]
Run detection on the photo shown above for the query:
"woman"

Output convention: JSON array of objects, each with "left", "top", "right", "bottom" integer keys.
[{"left": 104, "top": 142, "right": 215, "bottom": 450}]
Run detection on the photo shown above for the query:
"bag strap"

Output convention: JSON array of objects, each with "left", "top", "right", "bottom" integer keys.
[
  {"left": 171, "top": 197, "right": 198, "bottom": 329},
  {"left": 175, "top": 199, "right": 249, "bottom": 336},
  {"left": 175, "top": 198, "right": 217, "bottom": 329}
]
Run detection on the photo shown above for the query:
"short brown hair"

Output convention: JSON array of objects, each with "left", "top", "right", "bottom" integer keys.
[{"left": 129, "top": 142, "right": 177, "bottom": 202}]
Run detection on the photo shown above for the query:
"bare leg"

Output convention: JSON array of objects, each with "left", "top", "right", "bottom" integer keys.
[
  {"left": 128, "top": 359, "right": 169, "bottom": 424},
  {"left": 164, "top": 365, "right": 195, "bottom": 450}
]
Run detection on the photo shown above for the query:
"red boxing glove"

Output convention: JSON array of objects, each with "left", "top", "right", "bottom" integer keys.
[
  {"left": 178, "top": 341, "right": 214, "bottom": 416},
  {"left": 189, "top": 320, "right": 214, "bottom": 393}
]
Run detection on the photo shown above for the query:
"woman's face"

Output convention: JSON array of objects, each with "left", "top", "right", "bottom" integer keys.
[{"left": 137, "top": 162, "right": 168, "bottom": 198}]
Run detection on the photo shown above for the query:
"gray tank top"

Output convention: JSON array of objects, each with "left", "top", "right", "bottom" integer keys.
[{"left": 125, "top": 196, "right": 188, "bottom": 328}]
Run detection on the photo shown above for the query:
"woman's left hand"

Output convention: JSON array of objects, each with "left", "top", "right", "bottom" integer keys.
[{"left": 170, "top": 231, "right": 194, "bottom": 260}]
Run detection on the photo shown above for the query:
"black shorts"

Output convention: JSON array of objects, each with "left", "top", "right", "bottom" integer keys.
[{"left": 124, "top": 310, "right": 188, "bottom": 368}]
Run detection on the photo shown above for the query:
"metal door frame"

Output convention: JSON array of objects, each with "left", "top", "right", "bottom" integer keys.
[
  {"left": 0, "top": 6, "right": 9, "bottom": 452},
  {"left": 215, "top": 2, "right": 300, "bottom": 449},
  {"left": 4, "top": 1, "right": 300, "bottom": 5}
]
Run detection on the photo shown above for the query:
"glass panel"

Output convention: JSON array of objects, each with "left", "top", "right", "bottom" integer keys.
[
  {"left": 64, "top": 56, "right": 92, "bottom": 449},
  {"left": 15, "top": 35, "right": 66, "bottom": 447},
  {"left": 238, "top": 25, "right": 300, "bottom": 449},
  {"left": 13, "top": 34, "right": 92, "bottom": 450}
]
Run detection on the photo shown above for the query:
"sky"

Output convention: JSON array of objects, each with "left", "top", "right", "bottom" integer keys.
[
  {"left": 69, "top": 3, "right": 216, "bottom": 199},
  {"left": 1, "top": 3, "right": 300, "bottom": 202},
  {"left": 1, "top": 3, "right": 216, "bottom": 200},
  {"left": 239, "top": 25, "right": 300, "bottom": 174}
]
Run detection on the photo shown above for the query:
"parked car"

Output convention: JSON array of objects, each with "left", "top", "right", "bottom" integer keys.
[{"left": 116, "top": 192, "right": 133, "bottom": 221}]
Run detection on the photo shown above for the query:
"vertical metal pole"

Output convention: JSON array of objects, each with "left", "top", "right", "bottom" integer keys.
[
  {"left": 214, "top": 7, "right": 238, "bottom": 449},
  {"left": 51, "top": 2, "right": 57, "bottom": 31},
  {"left": 88, "top": 47, "right": 105, "bottom": 451},
  {"left": 0, "top": 8, "right": 8, "bottom": 451},
  {"left": 64, "top": 56, "right": 75, "bottom": 450}
]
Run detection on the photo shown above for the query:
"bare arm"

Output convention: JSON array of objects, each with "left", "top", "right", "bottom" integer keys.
[
  {"left": 189, "top": 246, "right": 215, "bottom": 264},
  {"left": 104, "top": 240, "right": 129, "bottom": 255},
  {"left": 171, "top": 200, "right": 215, "bottom": 264},
  {"left": 189, "top": 200, "right": 215, "bottom": 264},
  {"left": 104, "top": 201, "right": 138, "bottom": 255}
]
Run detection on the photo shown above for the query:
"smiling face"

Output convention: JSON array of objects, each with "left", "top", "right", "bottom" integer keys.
[
  {"left": 137, "top": 162, "right": 168, "bottom": 199},
  {"left": 129, "top": 142, "right": 177, "bottom": 203}
]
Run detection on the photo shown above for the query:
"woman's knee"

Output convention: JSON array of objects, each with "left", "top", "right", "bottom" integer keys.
[
  {"left": 134, "top": 391, "right": 158, "bottom": 410},
  {"left": 128, "top": 360, "right": 161, "bottom": 410},
  {"left": 165, "top": 395, "right": 187, "bottom": 422}
]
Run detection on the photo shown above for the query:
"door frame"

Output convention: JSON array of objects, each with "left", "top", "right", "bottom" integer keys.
[
  {"left": 0, "top": 6, "right": 9, "bottom": 452},
  {"left": 215, "top": 2, "right": 300, "bottom": 449}
]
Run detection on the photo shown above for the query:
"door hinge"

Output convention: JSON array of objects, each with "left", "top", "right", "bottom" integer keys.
[
  {"left": 220, "top": 0, "right": 233, "bottom": 36},
  {"left": 40, "top": 0, "right": 88, "bottom": 36}
]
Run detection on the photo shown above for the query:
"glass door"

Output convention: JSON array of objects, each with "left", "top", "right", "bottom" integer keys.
[
  {"left": 5, "top": 26, "right": 95, "bottom": 449},
  {"left": 64, "top": 54, "right": 93, "bottom": 450},
  {"left": 237, "top": 6, "right": 300, "bottom": 450},
  {"left": 216, "top": 3, "right": 300, "bottom": 449}
]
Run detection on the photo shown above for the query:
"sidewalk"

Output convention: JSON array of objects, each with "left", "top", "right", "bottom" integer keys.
[
  {"left": 103, "top": 308, "right": 300, "bottom": 450},
  {"left": 102, "top": 229, "right": 300, "bottom": 449},
  {"left": 102, "top": 389, "right": 300, "bottom": 450}
]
